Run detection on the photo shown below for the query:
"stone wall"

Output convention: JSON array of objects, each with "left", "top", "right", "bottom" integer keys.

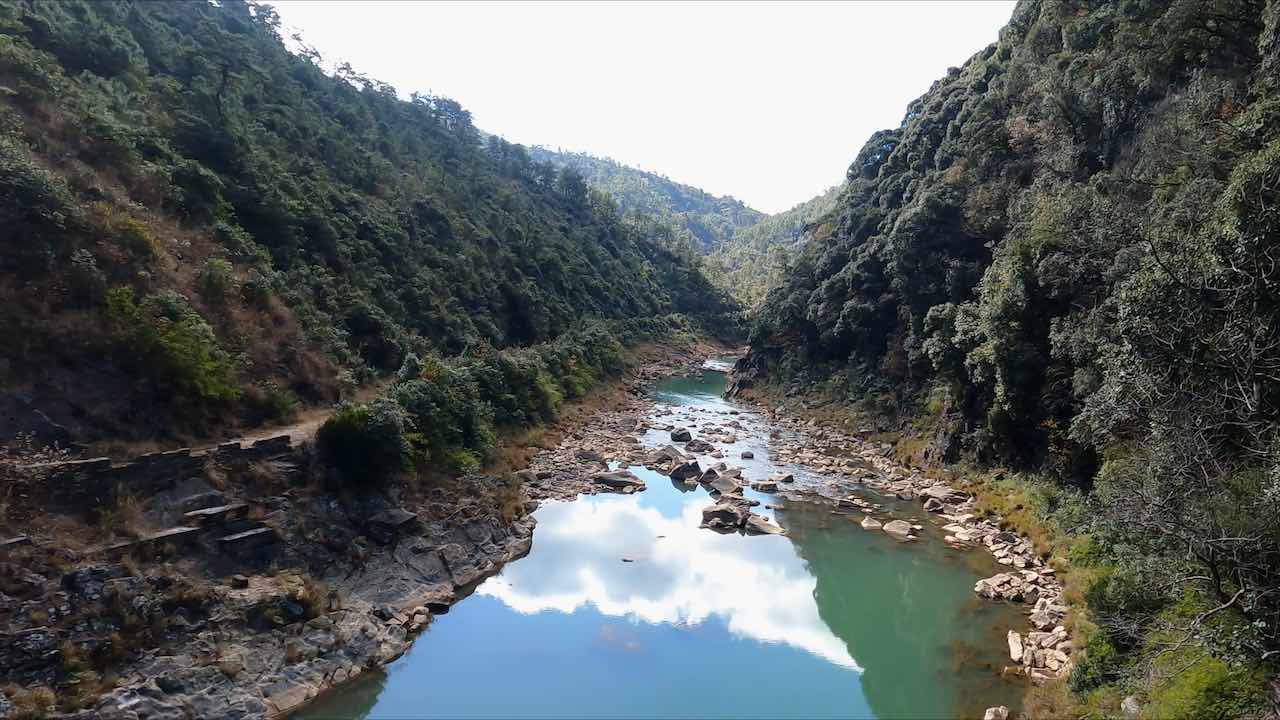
[{"left": 17, "top": 435, "right": 297, "bottom": 511}]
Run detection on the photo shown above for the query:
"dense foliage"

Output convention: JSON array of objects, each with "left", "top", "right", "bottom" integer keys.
[
  {"left": 318, "top": 314, "right": 701, "bottom": 482},
  {"left": 705, "top": 186, "right": 840, "bottom": 308},
  {"left": 750, "top": 0, "right": 1280, "bottom": 712},
  {"left": 0, "top": 0, "right": 731, "bottom": 439},
  {"left": 530, "top": 147, "right": 837, "bottom": 307},
  {"left": 528, "top": 147, "right": 763, "bottom": 253}
]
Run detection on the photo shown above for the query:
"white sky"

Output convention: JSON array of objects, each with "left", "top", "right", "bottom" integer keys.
[{"left": 268, "top": 1, "right": 1015, "bottom": 214}]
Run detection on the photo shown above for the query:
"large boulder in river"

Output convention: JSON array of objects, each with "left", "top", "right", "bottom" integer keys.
[
  {"left": 592, "top": 470, "right": 646, "bottom": 493},
  {"left": 984, "top": 707, "right": 1010, "bottom": 720},
  {"left": 882, "top": 520, "right": 916, "bottom": 541},
  {"left": 859, "top": 516, "right": 883, "bottom": 530},
  {"left": 650, "top": 445, "right": 688, "bottom": 464},
  {"left": 743, "top": 514, "right": 785, "bottom": 535},
  {"left": 750, "top": 480, "right": 779, "bottom": 493},
  {"left": 770, "top": 472, "right": 795, "bottom": 483},
  {"left": 669, "top": 460, "right": 702, "bottom": 481},
  {"left": 685, "top": 439, "right": 715, "bottom": 453},
  {"left": 706, "top": 475, "right": 741, "bottom": 495},
  {"left": 670, "top": 427, "right": 692, "bottom": 442},
  {"left": 700, "top": 503, "right": 748, "bottom": 532}
]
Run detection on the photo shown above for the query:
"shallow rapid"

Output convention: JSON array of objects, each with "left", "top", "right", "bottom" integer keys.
[{"left": 299, "top": 370, "right": 1024, "bottom": 719}]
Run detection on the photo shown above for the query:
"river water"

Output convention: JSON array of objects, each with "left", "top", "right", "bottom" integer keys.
[{"left": 299, "top": 370, "right": 1025, "bottom": 719}]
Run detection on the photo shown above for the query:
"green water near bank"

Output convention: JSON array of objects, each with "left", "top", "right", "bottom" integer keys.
[{"left": 298, "top": 370, "right": 1024, "bottom": 719}]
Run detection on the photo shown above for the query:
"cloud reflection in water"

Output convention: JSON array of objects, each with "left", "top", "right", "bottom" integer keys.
[{"left": 478, "top": 493, "right": 862, "bottom": 672}]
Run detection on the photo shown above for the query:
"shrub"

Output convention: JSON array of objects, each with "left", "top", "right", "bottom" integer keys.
[
  {"left": 196, "top": 257, "right": 235, "bottom": 305},
  {"left": 391, "top": 367, "right": 495, "bottom": 473},
  {"left": 1067, "top": 630, "right": 1120, "bottom": 692},
  {"left": 0, "top": 135, "right": 76, "bottom": 273},
  {"left": 316, "top": 399, "right": 411, "bottom": 486},
  {"left": 1145, "top": 648, "right": 1268, "bottom": 720},
  {"left": 68, "top": 247, "right": 105, "bottom": 303},
  {"left": 104, "top": 287, "right": 240, "bottom": 411},
  {"left": 242, "top": 381, "right": 298, "bottom": 424}
]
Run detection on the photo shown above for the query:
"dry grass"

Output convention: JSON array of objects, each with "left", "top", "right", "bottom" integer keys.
[
  {"left": 3, "top": 684, "right": 56, "bottom": 719},
  {"left": 202, "top": 457, "right": 229, "bottom": 491},
  {"left": 244, "top": 460, "right": 282, "bottom": 495},
  {"left": 95, "top": 489, "right": 147, "bottom": 540}
]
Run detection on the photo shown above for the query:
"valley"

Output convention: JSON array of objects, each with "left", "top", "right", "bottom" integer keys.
[{"left": 2, "top": 0, "right": 1279, "bottom": 718}]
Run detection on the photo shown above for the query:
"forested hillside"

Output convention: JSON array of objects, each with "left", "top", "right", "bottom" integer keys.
[
  {"left": 527, "top": 147, "right": 764, "bottom": 253},
  {"left": 530, "top": 147, "right": 839, "bottom": 307},
  {"left": 705, "top": 186, "right": 840, "bottom": 308},
  {"left": 749, "top": 0, "right": 1280, "bottom": 714},
  {"left": 0, "top": 0, "right": 732, "bottom": 443}
]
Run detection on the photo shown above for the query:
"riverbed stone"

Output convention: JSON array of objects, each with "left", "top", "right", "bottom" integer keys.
[
  {"left": 592, "top": 470, "right": 646, "bottom": 493},
  {"left": 743, "top": 514, "right": 785, "bottom": 535},
  {"left": 882, "top": 520, "right": 915, "bottom": 541},
  {"left": 983, "top": 707, "right": 1009, "bottom": 720},
  {"left": 670, "top": 428, "right": 692, "bottom": 442},
  {"left": 669, "top": 460, "right": 702, "bottom": 481},
  {"left": 685, "top": 438, "right": 715, "bottom": 453},
  {"left": 1007, "top": 631, "right": 1024, "bottom": 663},
  {"left": 700, "top": 503, "right": 748, "bottom": 531}
]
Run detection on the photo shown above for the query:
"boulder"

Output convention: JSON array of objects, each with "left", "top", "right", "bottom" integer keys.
[
  {"left": 740, "top": 451, "right": 754, "bottom": 459},
  {"left": 700, "top": 503, "right": 748, "bottom": 531},
  {"left": 743, "top": 514, "right": 785, "bottom": 535},
  {"left": 922, "top": 498, "right": 945, "bottom": 513},
  {"left": 706, "top": 475, "right": 741, "bottom": 495},
  {"left": 983, "top": 707, "right": 1010, "bottom": 720},
  {"left": 770, "top": 472, "right": 795, "bottom": 483},
  {"left": 860, "top": 517, "right": 882, "bottom": 531},
  {"left": 1121, "top": 696, "right": 1141, "bottom": 720},
  {"left": 592, "top": 470, "right": 646, "bottom": 493},
  {"left": 1030, "top": 598, "right": 1067, "bottom": 629},
  {"left": 882, "top": 520, "right": 915, "bottom": 541},
  {"left": 1007, "top": 631, "right": 1024, "bottom": 663},
  {"left": 669, "top": 461, "right": 702, "bottom": 481},
  {"left": 685, "top": 439, "right": 715, "bottom": 453},
  {"left": 750, "top": 480, "right": 779, "bottom": 493},
  {"left": 670, "top": 428, "right": 692, "bottom": 442}
]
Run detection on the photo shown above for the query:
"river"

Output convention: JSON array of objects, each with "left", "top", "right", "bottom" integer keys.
[{"left": 298, "top": 368, "right": 1025, "bottom": 719}]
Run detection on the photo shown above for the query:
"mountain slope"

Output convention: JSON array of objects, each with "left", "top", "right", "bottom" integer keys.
[
  {"left": 531, "top": 146, "right": 839, "bottom": 306},
  {"left": 528, "top": 147, "right": 764, "bottom": 253},
  {"left": 0, "top": 0, "right": 732, "bottom": 442},
  {"left": 704, "top": 186, "right": 840, "bottom": 308},
  {"left": 750, "top": 0, "right": 1280, "bottom": 713}
]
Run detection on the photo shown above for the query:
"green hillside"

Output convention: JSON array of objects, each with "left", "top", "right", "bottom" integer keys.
[
  {"left": 0, "top": 0, "right": 732, "bottom": 442},
  {"left": 749, "top": 0, "right": 1280, "bottom": 713}
]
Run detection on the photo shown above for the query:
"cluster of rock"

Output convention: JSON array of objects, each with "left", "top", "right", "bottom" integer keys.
[
  {"left": 1, "top": 437, "right": 539, "bottom": 718},
  {"left": 739, "top": 393, "right": 1075, "bottom": 686}
]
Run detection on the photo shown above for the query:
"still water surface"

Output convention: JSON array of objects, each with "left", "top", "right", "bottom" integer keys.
[{"left": 299, "top": 371, "right": 1023, "bottom": 719}]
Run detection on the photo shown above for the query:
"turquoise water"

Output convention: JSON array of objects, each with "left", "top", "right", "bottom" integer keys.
[{"left": 298, "top": 371, "right": 1024, "bottom": 719}]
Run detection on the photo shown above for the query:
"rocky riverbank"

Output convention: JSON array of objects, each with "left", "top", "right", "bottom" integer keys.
[
  {"left": 0, "top": 341, "right": 723, "bottom": 720},
  {"left": 725, "top": 381, "right": 1075, "bottom": 696},
  {"left": 515, "top": 352, "right": 1073, "bottom": 695}
]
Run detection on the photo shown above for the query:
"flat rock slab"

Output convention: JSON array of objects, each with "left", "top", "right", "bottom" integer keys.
[
  {"left": 184, "top": 503, "right": 248, "bottom": 524},
  {"left": 368, "top": 508, "right": 418, "bottom": 527},
  {"left": 882, "top": 519, "right": 916, "bottom": 541},
  {"left": 219, "top": 527, "right": 277, "bottom": 554},
  {"left": 592, "top": 470, "right": 646, "bottom": 493}
]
